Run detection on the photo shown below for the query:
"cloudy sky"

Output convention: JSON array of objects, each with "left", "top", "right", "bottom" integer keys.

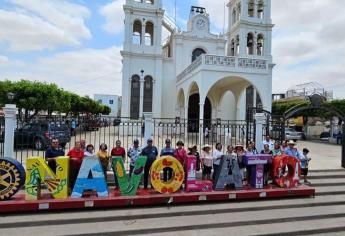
[{"left": 0, "top": 0, "right": 344, "bottom": 98}]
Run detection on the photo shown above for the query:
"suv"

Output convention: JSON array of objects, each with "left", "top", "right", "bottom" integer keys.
[{"left": 14, "top": 122, "right": 71, "bottom": 150}]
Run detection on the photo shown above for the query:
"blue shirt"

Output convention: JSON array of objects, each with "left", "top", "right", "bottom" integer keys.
[
  {"left": 285, "top": 147, "right": 301, "bottom": 159},
  {"left": 160, "top": 147, "right": 175, "bottom": 156},
  {"left": 141, "top": 146, "right": 158, "bottom": 160},
  {"left": 45, "top": 147, "right": 65, "bottom": 159}
]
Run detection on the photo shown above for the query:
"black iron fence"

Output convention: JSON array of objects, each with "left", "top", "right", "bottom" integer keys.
[{"left": 9, "top": 116, "right": 253, "bottom": 167}]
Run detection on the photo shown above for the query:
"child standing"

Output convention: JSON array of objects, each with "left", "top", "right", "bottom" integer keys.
[{"left": 300, "top": 148, "right": 311, "bottom": 184}]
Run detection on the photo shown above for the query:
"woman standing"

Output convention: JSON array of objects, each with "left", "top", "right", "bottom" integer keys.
[
  {"left": 200, "top": 144, "right": 213, "bottom": 180},
  {"left": 67, "top": 141, "right": 85, "bottom": 189},
  {"left": 272, "top": 142, "right": 282, "bottom": 157},
  {"left": 235, "top": 144, "right": 246, "bottom": 180},
  {"left": 174, "top": 141, "right": 187, "bottom": 167},
  {"left": 188, "top": 145, "right": 200, "bottom": 171},
  {"left": 97, "top": 143, "right": 110, "bottom": 177}
]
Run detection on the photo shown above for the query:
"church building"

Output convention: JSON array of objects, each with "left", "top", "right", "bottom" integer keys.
[{"left": 121, "top": 0, "right": 274, "bottom": 123}]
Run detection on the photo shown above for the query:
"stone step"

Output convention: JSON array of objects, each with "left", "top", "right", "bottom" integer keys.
[{"left": 2, "top": 204, "right": 345, "bottom": 235}]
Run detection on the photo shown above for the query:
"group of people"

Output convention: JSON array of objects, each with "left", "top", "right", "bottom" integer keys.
[{"left": 44, "top": 134, "right": 312, "bottom": 191}]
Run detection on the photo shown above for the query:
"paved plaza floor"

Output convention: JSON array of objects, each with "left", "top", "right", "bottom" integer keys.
[{"left": 296, "top": 140, "right": 342, "bottom": 170}]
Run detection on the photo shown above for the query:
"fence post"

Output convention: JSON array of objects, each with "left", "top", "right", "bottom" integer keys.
[
  {"left": 144, "top": 114, "right": 154, "bottom": 143},
  {"left": 3, "top": 104, "right": 16, "bottom": 158},
  {"left": 254, "top": 113, "right": 266, "bottom": 152}
]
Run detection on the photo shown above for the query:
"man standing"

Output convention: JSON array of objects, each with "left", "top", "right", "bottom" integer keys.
[
  {"left": 45, "top": 139, "right": 65, "bottom": 173},
  {"left": 262, "top": 135, "right": 274, "bottom": 150},
  {"left": 127, "top": 139, "right": 142, "bottom": 177},
  {"left": 141, "top": 138, "right": 158, "bottom": 189},
  {"left": 284, "top": 140, "right": 301, "bottom": 159},
  {"left": 160, "top": 138, "right": 175, "bottom": 181}
]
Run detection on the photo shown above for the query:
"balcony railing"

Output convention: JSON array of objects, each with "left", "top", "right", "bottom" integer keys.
[{"left": 177, "top": 54, "right": 268, "bottom": 82}]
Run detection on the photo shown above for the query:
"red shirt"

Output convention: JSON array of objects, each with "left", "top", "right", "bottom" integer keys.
[
  {"left": 67, "top": 148, "right": 85, "bottom": 169},
  {"left": 111, "top": 147, "right": 126, "bottom": 158},
  {"left": 174, "top": 148, "right": 187, "bottom": 166}
]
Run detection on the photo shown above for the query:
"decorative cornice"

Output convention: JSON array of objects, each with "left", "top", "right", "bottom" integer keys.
[{"left": 121, "top": 50, "right": 163, "bottom": 59}]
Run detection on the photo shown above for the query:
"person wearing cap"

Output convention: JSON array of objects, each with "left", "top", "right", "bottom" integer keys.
[
  {"left": 201, "top": 144, "right": 213, "bottom": 180},
  {"left": 127, "top": 138, "right": 142, "bottom": 177},
  {"left": 174, "top": 140, "right": 188, "bottom": 167},
  {"left": 160, "top": 138, "right": 175, "bottom": 181},
  {"left": 141, "top": 138, "right": 158, "bottom": 189},
  {"left": 212, "top": 143, "right": 223, "bottom": 180},
  {"left": 188, "top": 145, "right": 200, "bottom": 171},
  {"left": 284, "top": 140, "right": 301, "bottom": 159}
]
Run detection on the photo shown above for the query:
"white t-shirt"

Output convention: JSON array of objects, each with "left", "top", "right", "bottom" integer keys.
[
  {"left": 213, "top": 149, "right": 223, "bottom": 165},
  {"left": 263, "top": 140, "right": 274, "bottom": 150}
]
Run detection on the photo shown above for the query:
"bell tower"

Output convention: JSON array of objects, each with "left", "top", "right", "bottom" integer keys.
[
  {"left": 121, "top": 0, "right": 164, "bottom": 119},
  {"left": 227, "top": 0, "right": 273, "bottom": 61}
]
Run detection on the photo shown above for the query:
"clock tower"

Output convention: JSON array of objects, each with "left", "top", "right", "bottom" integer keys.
[{"left": 187, "top": 6, "right": 210, "bottom": 32}]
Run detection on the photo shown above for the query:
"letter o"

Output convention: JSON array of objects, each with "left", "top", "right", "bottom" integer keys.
[{"left": 150, "top": 156, "right": 185, "bottom": 193}]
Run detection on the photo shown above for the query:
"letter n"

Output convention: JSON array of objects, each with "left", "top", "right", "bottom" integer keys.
[{"left": 25, "top": 156, "right": 69, "bottom": 200}]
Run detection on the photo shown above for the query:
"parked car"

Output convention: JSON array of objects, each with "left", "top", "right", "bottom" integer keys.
[
  {"left": 320, "top": 131, "right": 330, "bottom": 141},
  {"left": 14, "top": 122, "right": 71, "bottom": 150},
  {"left": 113, "top": 117, "right": 121, "bottom": 126},
  {"left": 270, "top": 127, "right": 302, "bottom": 142},
  {"left": 82, "top": 118, "right": 101, "bottom": 131}
]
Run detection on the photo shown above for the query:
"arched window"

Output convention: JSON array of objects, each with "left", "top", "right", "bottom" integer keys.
[
  {"left": 248, "top": 0, "right": 255, "bottom": 17},
  {"left": 257, "top": 0, "right": 264, "bottom": 19},
  {"left": 143, "top": 76, "right": 153, "bottom": 112},
  {"left": 257, "top": 34, "right": 264, "bottom": 56},
  {"left": 145, "top": 22, "right": 154, "bottom": 46},
  {"left": 232, "top": 8, "right": 237, "bottom": 24},
  {"left": 247, "top": 33, "right": 254, "bottom": 55},
  {"left": 237, "top": 3, "right": 241, "bottom": 21},
  {"left": 130, "top": 75, "right": 140, "bottom": 119},
  {"left": 133, "top": 20, "right": 142, "bottom": 45},
  {"left": 230, "top": 39, "right": 235, "bottom": 56},
  {"left": 235, "top": 35, "right": 240, "bottom": 55},
  {"left": 192, "top": 48, "right": 206, "bottom": 62}
]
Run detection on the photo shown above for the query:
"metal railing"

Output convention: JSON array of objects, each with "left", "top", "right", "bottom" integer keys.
[{"left": 9, "top": 116, "right": 252, "bottom": 169}]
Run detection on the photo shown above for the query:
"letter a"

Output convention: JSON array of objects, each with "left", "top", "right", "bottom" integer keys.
[{"left": 71, "top": 156, "right": 108, "bottom": 198}]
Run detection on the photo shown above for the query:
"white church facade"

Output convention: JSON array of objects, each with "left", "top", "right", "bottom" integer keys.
[{"left": 121, "top": 0, "right": 274, "bottom": 124}]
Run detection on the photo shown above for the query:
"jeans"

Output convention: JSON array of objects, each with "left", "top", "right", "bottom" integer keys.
[
  {"left": 143, "top": 158, "right": 156, "bottom": 189},
  {"left": 213, "top": 164, "right": 220, "bottom": 180}
]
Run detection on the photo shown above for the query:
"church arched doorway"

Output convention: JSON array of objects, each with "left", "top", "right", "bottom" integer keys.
[
  {"left": 192, "top": 48, "right": 206, "bottom": 62},
  {"left": 188, "top": 94, "right": 212, "bottom": 132}
]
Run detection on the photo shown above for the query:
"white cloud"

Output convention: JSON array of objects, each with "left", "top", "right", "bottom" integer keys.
[
  {"left": 100, "top": 0, "right": 125, "bottom": 35},
  {"left": 0, "top": 0, "right": 91, "bottom": 51},
  {"left": 0, "top": 46, "right": 123, "bottom": 96},
  {"left": 0, "top": 55, "right": 9, "bottom": 64}
]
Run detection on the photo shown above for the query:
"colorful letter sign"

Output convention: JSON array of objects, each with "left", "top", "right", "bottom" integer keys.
[
  {"left": 272, "top": 155, "right": 300, "bottom": 188},
  {"left": 71, "top": 156, "right": 108, "bottom": 198},
  {"left": 150, "top": 156, "right": 184, "bottom": 194},
  {"left": 244, "top": 154, "right": 272, "bottom": 189},
  {"left": 185, "top": 155, "right": 212, "bottom": 192},
  {"left": 0, "top": 157, "right": 26, "bottom": 200},
  {"left": 213, "top": 155, "right": 243, "bottom": 190},
  {"left": 111, "top": 156, "right": 147, "bottom": 196},
  {"left": 25, "top": 156, "right": 69, "bottom": 200}
]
